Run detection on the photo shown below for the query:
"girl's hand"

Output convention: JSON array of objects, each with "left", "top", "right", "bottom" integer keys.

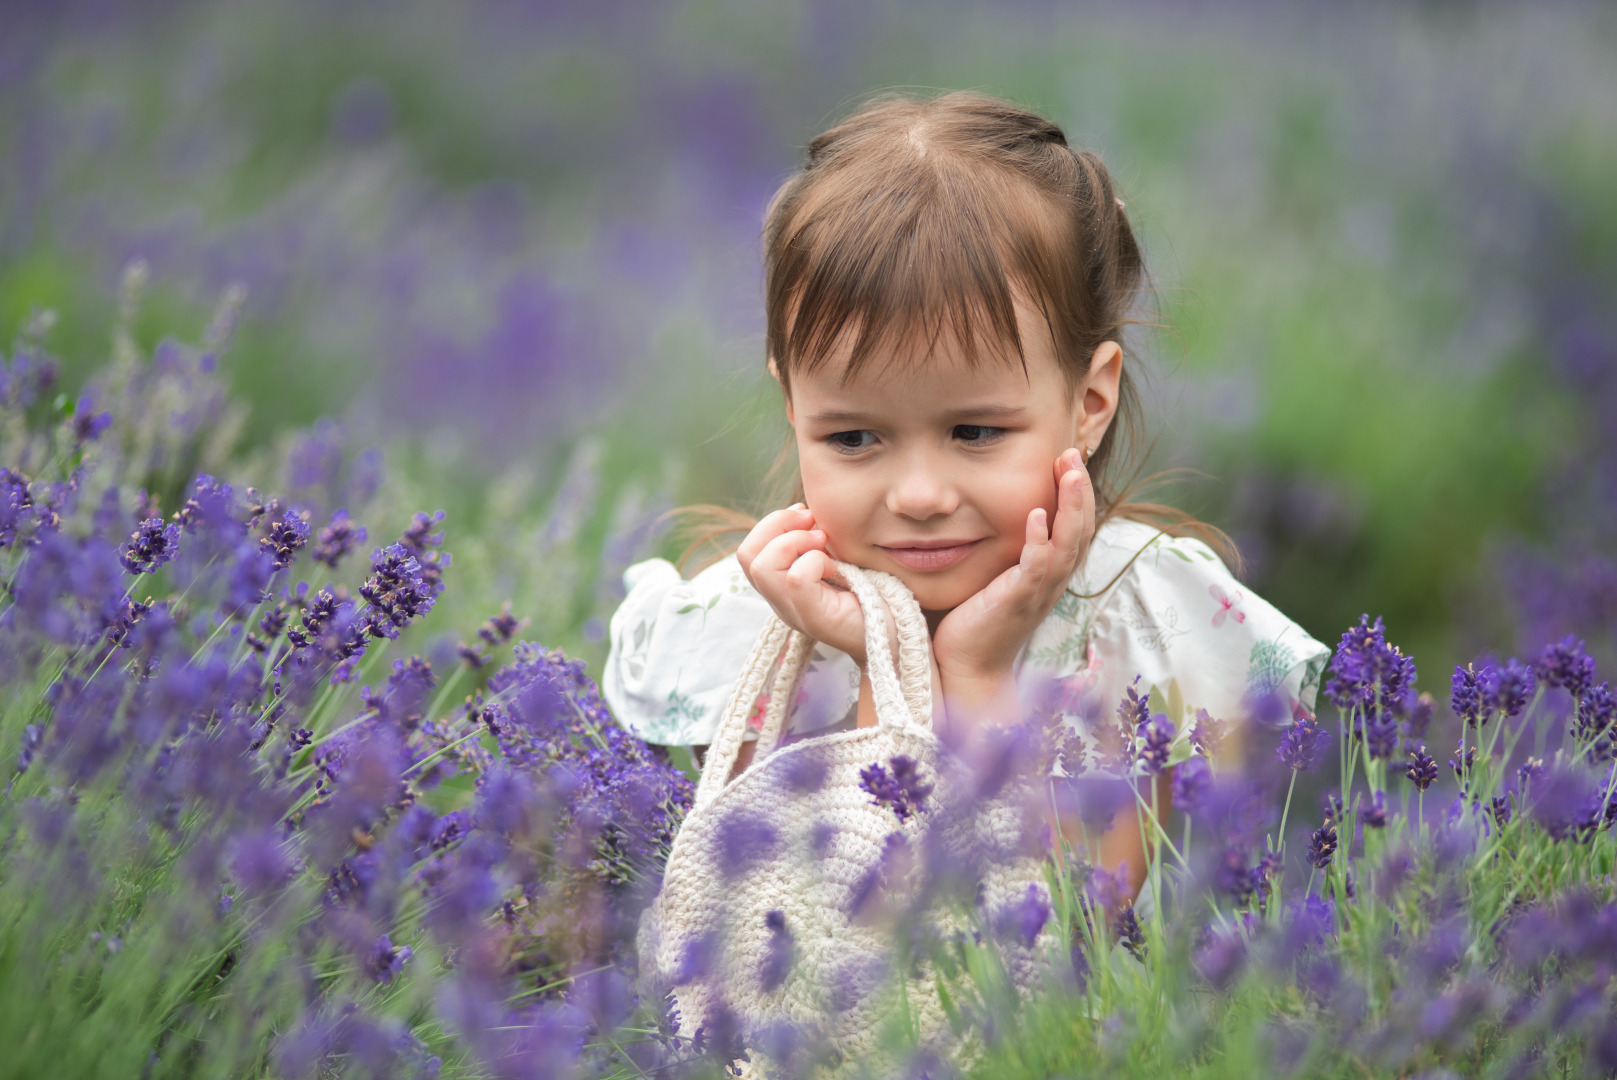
[
  {"left": 737, "top": 504, "right": 868, "bottom": 664},
  {"left": 932, "top": 448, "right": 1095, "bottom": 717}
]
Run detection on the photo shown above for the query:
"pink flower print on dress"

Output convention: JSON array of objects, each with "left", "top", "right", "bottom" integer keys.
[
  {"left": 746, "top": 691, "right": 771, "bottom": 732},
  {"left": 746, "top": 645, "right": 791, "bottom": 732},
  {"left": 1210, "top": 584, "right": 1246, "bottom": 628},
  {"left": 1058, "top": 642, "right": 1105, "bottom": 716}
]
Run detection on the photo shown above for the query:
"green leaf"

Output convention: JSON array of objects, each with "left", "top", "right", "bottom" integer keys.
[{"left": 674, "top": 603, "right": 702, "bottom": 615}]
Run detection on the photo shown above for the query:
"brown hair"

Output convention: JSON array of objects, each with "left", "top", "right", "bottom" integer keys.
[{"left": 678, "top": 90, "right": 1235, "bottom": 582}]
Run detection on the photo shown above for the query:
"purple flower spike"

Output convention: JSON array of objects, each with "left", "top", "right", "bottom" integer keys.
[
  {"left": 1401, "top": 692, "right": 1435, "bottom": 742},
  {"left": 1008, "top": 883, "right": 1050, "bottom": 948},
  {"left": 260, "top": 510, "right": 311, "bottom": 570},
  {"left": 1306, "top": 820, "right": 1338, "bottom": 869},
  {"left": 857, "top": 754, "right": 933, "bottom": 822},
  {"left": 359, "top": 542, "right": 437, "bottom": 638},
  {"left": 1488, "top": 659, "right": 1535, "bottom": 718},
  {"left": 1363, "top": 707, "right": 1400, "bottom": 761},
  {"left": 1403, "top": 746, "right": 1439, "bottom": 792},
  {"left": 312, "top": 511, "right": 367, "bottom": 569},
  {"left": 1574, "top": 682, "right": 1616, "bottom": 759},
  {"left": 1194, "top": 929, "right": 1246, "bottom": 989},
  {"left": 1116, "top": 676, "right": 1149, "bottom": 732},
  {"left": 1135, "top": 713, "right": 1175, "bottom": 776},
  {"left": 1489, "top": 795, "right": 1513, "bottom": 830},
  {"left": 1530, "top": 767, "right": 1603, "bottom": 843},
  {"left": 1362, "top": 791, "right": 1388, "bottom": 829},
  {"left": 121, "top": 517, "right": 181, "bottom": 574},
  {"left": 1326, "top": 615, "right": 1418, "bottom": 716},
  {"left": 1111, "top": 903, "right": 1146, "bottom": 961},
  {"left": 1450, "top": 744, "right": 1479, "bottom": 793},
  {"left": 1451, "top": 663, "right": 1489, "bottom": 727},
  {"left": 1535, "top": 635, "right": 1596, "bottom": 699},
  {"left": 1277, "top": 714, "right": 1331, "bottom": 772},
  {"left": 365, "top": 935, "right": 413, "bottom": 984},
  {"left": 1172, "top": 755, "right": 1213, "bottom": 815}
]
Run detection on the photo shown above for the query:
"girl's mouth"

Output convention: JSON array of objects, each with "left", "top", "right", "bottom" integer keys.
[{"left": 876, "top": 539, "right": 984, "bottom": 572}]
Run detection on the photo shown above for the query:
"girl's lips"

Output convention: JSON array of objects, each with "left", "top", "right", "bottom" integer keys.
[{"left": 877, "top": 539, "right": 984, "bottom": 572}]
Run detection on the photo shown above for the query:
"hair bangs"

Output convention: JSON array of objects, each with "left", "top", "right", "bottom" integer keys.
[{"left": 769, "top": 153, "right": 1068, "bottom": 389}]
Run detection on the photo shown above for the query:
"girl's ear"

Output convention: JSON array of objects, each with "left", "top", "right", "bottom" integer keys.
[{"left": 1076, "top": 340, "right": 1123, "bottom": 449}]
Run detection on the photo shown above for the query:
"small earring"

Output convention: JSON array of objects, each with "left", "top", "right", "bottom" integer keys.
[{"left": 1082, "top": 444, "right": 1094, "bottom": 463}]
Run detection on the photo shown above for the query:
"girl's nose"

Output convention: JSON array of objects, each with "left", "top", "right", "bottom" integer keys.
[{"left": 885, "top": 453, "right": 960, "bottom": 521}]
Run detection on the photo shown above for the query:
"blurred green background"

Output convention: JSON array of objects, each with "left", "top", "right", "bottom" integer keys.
[{"left": 4, "top": 0, "right": 1615, "bottom": 695}]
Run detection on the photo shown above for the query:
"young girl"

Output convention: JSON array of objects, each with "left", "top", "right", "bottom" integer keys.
[{"left": 604, "top": 91, "right": 1328, "bottom": 904}]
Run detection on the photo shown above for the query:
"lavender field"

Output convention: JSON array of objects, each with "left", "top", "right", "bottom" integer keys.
[{"left": 3, "top": 1, "right": 1616, "bottom": 1077}]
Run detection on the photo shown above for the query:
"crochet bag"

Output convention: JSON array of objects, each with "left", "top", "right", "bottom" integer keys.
[{"left": 636, "top": 563, "right": 1053, "bottom": 1076}]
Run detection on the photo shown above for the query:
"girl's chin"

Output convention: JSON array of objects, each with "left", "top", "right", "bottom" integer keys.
[{"left": 891, "top": 567, "right": 998, "bottom": 614}]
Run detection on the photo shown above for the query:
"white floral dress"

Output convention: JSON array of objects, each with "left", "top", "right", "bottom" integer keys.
[{"left": 602, "top": 518, "right": 1329, "bottom": 773}]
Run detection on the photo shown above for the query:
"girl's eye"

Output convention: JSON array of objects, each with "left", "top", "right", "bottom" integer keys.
[
  {"left": 953, "top": 424, "right": 1006, "bottom": 445},
  {"left": 828, "top": 430, "right": 876, "bottom": 452}
]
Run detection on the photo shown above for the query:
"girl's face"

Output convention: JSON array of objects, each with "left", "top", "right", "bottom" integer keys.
[{"left": 784, "top": 295, "right": 1120, "bottom": 613}]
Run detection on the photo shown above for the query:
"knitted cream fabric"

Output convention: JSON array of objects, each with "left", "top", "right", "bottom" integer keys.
[{"left": 636, "top": 564, "right": 1054, "bottom": 1077}]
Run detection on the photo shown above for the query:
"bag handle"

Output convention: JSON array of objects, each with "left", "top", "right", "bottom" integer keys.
[{"left": 692, "top": 562, "right": 933, "bottom": 810}]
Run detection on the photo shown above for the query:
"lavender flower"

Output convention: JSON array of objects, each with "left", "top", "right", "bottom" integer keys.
[
  {"left": 1084, "top": 863, "right": 1129, "bottom": 914},
  {"left": 176, "top": 475, "right": 241, "bottom": 534},
  {"left": 260, "top": 509, "right": 311, "bottom": 570},
  {"left": 857, "top": 755, "right": 933, "bottom": 822},
  {"left": 1276, "top": 714, "right": 1330, "bottom": 772},
  {"left": 1489, "top": 796, "right": 1513, "bottom": 830},
  {"left": 1306, "top": 821, "right": 1338, "bottom": 870},
  {"left": 1404, "top": 745, "right": 1439, "bottom": 791},
  {"left": 997, "top": 883, "right": 1051, "bottom": 948},
  {"left": 1190, "top": 708, "right": 1229, "bottom": 758},
  {"left": 311, "top": 511, "right": 366, "bottom": 569},
  {"left": 365, "top": 935, "right": 413, "bottom": 984},
  {"left": 1574, "top": 682, "right": 1615, "bottom": 758},
  {"left": 1450, "top": 744, "right": 1479, "bottom": 793},
  {"left": 1135, "top": 713, "right": 1175, "bottom": 775},
  {"left": 16, "top": 724, "right": 42, "bottom": 774},
  {"left": 1116, "top": 675, "right": 1149, "bottom": 733},
  {"left": 120, "top": 517, "right": 181, "bottom": 574},
  {"left": 1326, "top": 615, "right": 1418, "bottom": 714},
  {"left": 359, "top": 543, "right": 437, "bottom": 638},
  {"left": 1172, "top": 755, "right": 1212, "bottom": 815},
  {"left": 70, "top": 395, "right": 112, "bottom": 445},
  {"left": 1194, "top": 929, "right": 1246, "bottom": 989},
  {"left": 1402, "top": 692, "right": 1435, "bottom": 742},
  {"left": 1487, "top": 659, "right": 1535, "bottom": 718},
  {"left": 1362, "top": 791, "right": 1387, "bottom": 829},
  {"left": 1214, "top": 846, "right": 1268, "bottom": 908},
  {"left": 1451, "top": 662, "right": 1489, "bottom": 727},
  {"left": 1517, "top": 757, "right": 1546, "bottom": 795},
  {"left": 1535, "top": 635, "right": 1596, "bottom": 699},
  {"left": 1112, "top": 903, "right": 1146, "bottom": 961},
  {"left": 1363, "top": 708, "right": 1400, "bottom": 761}
]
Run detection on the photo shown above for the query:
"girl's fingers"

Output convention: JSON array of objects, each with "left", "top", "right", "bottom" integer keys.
[
  {"left": 1049, "top": 451, "right": 1094, "bottom": 564},
  {"left": 784, "top": 547, "right": 868, "bottom": 658},
  {"left": 737, "top": 504, "right": 815, "bottom": 572},
  {"left": 1018, "top": 507, "right": 1053, "bottom": 585},
  {"left": 750, "top": 525, "right": 828, "bottom": 581},
  {"left": 784, "top": 546, "right": 832, "bottom": 593}
]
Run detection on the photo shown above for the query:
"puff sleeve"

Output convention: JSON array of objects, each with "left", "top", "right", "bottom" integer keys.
[{"left": 602, "top": 556, "right": 773, "bottom": 745}]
